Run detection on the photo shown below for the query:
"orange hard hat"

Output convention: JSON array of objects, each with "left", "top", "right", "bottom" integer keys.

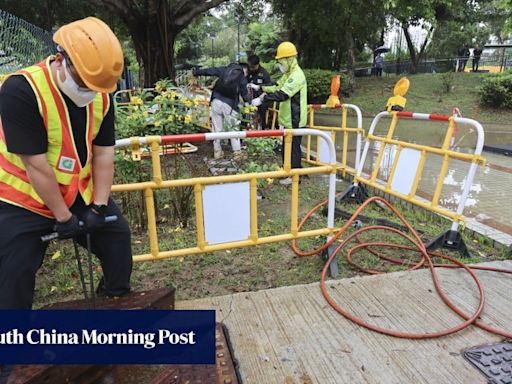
[{"left": 53, "top": 17, "right": 124, "bottom": 93}]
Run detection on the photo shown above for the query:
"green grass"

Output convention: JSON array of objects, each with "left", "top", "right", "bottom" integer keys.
[
  {"left": 344, "top": 73, "right": 512, "bottom": 125},
  {"left": 33, "top": 174, "right": 509, "bottom": 307}
]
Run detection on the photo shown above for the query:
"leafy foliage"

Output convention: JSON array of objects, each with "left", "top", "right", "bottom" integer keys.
[
  {"left": 246, "top": 20, "right": 283, "bottom": 63},
  {"left": 479, "top": 73, "right": 512, "bottom": 109},
  {"left": 303, "top": 69, "right": 347, "bottom": 103}
]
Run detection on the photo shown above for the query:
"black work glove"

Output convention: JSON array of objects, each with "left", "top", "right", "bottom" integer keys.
[
  {"left": 83, "top": 204, "right": 108, "bottom": 231},
  {"left": 54, "top": 214, "right": 82, "bottom": 240}
]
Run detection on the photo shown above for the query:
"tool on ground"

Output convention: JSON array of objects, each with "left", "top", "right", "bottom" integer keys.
[{"left": 41, "top": 215, "right": 118, "bottom": 309}]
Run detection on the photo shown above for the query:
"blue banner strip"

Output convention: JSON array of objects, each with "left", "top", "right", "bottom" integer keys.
[{"left": 0, "top": 310, "right": 215, "bottom": 364}]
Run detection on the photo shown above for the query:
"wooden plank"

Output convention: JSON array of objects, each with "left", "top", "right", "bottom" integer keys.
[{"left": 178, "top": 261, "right": 512, "bottom": 384}]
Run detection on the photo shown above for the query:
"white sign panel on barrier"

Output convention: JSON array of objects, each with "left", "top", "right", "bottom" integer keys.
[
  {"left": 319, "top": 137, "right": 331, "bottom": 164},
  {"left": 203, "top": 182, "right": 251, "bottom": 244},
  {"left": 390, "top": 148, "right": 422, "bottom": 195}
]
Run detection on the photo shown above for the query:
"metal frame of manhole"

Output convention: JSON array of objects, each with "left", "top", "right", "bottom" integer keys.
[{"left": 464, "top": 341, "right": 512, "bottom": 384}]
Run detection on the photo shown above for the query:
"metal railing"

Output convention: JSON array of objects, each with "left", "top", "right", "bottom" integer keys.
[
  {"left": 305, "top": 103, "right": 363, "bottom": 176},
  {"left": 351, "top": 111, "right": 485, "bottom": 230},
  {"left": 0, "top": 9, "right": 53, "bottom": 75},
  {"left": 113, "top": 129, "right": 338, "bottom": 262},
  {"left": 268, "top": 102, "right": 364, "bottom": 176}
]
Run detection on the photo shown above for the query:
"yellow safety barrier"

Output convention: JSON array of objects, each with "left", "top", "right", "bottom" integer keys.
[
  {"left": 114, "top": 129, "right": 338, "bottom": 262},
  {"left": 305, "top": 104, "right": 364, "bottom": 176},
  {"left": 267, "top": 102, "right": 364, "bottom": 176},
  {"left": 347, "top": 110, "right": 486, "bottom": 230}
]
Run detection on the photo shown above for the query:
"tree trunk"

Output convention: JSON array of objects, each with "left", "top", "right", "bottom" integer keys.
[
  {"left": 89, "top": 0, "right": 227, "bottom": 87},
  {"left": 403, "top": 25, "right": 434, "bottom": 74},
  {"left": 345, "top": 26, "right": 356, "bottom": 94},
  {"left": 402, "top": 26, "right": 418, "bottom": 73},
  {"left": 379, "top": 29, "right": 385, "bottom": 47},
  {"left": 130, "top": 21, "right": 176, "bottom": 87}
]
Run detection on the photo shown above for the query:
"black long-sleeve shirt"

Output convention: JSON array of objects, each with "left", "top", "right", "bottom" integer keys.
[
  {"left": 193, "top": 66, "right": 248, "bottom": 112},
  {"left": 246, "top": 66, "right": 272, "bottom": 98}
]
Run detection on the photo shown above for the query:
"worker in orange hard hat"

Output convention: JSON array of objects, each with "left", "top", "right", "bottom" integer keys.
[{"left": 0, "top": 17, "right": 132, "bottom": 309}]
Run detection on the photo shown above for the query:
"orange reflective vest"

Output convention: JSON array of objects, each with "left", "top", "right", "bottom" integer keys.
[{"left": 0, "top": 57, "right": 110, "bottom": 218}]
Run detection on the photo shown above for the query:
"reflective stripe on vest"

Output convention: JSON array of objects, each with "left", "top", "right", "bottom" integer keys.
[{"left": 0, "top": 56, "right": 109, "bottom": 217}]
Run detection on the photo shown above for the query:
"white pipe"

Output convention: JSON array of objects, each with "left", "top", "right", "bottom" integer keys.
[
  {"left": 454, "top": 117, "right": 484, "bottom": 155},
  {"left": 355, "top": 111, "right": 388, "bottom": 183},
  {"left": 344, "top": 104, "right": 363, "bottom": 130},
  {"left": 204, "top": 131, "right": 247, "bottom": 141},
  {"left": 450, "top": 118, "right": 485, "bottom": 231},
  {"left": 344, "top": 104, "right": 363, "bottom": 170},
  {"left": 294, "top": 129, "right": 337, "bottom": 231},
  {"left": 115, "top": 138, "right": 134, "bottom": 148}
]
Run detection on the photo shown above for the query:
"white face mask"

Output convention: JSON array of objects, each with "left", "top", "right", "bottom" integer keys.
[
  {"left": 56, "top": 59, "right": 97, "bottom": 107},
  {"left": 278, "top": 62, "right": 288, "bottom": 73}
]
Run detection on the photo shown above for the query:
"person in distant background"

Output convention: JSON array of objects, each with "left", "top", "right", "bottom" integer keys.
[
  {"left": 458, "top": 44, "right": 470, "bottom": 72},
  {"left": 374, "top": 54, "right": 384, "bottom": 77},
  {"left": 246, "top": 54, "right": 272, "bottom": 129},
  {"left": 472, "top": 45, "right": 483, "bottom": 72}
]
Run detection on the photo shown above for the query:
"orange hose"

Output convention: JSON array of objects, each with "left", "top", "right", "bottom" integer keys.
[{"left": 291, "top": 195, "right": 512, "bottom": 339}]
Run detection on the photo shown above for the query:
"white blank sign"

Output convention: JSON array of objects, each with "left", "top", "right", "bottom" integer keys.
[
  {"left": 390, "top": 148, "right": 422, "bottom": 195},
  {"left": 318, "top": 137, "right": 331, "bottom": 164},
  {"left": 202, "top": 182, "right": 251, "bottom": 245}
]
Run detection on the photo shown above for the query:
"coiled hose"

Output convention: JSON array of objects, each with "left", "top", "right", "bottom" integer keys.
[{"left": 291, "top": 195, "right": 512, "bottom": 339}]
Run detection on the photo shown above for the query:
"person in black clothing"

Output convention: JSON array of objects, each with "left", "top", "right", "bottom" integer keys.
[
  {"left": 472, "top": 45, "right": 483, "bottom": 72},
  {"left": 193, "top": 63, "right": 249, "bottom": 159},
  {"left": 246, "top": 55, "right": 272, "bottom": 129},
  {"left": 0, "top": 17, "right": 132, "bottom": 310},
  {"left": 458, "top": 44, "right": 470, "bottom": 72}
]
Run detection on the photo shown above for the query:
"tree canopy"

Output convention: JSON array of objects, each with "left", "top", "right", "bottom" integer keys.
[{"left": 1, "top": 0, "right": 511, "bottom": 87}]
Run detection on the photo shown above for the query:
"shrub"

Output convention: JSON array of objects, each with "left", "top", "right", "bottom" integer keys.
[
  {"left": 479, "top": 73, "right": 512, "bottom": 109},
  {"left": 439, "top": 71, "right": 454, "bottom": 93},
  {"left": 302, "top": 69, "right": 347, "bottom": 103}
]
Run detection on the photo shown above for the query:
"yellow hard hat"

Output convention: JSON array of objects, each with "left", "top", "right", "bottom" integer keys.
[
  {"left": 275, "top": 42, "right": 298, "bottom": 60},
  {"left": 53, "top": 17, "right": 124, "bottom": 93}
]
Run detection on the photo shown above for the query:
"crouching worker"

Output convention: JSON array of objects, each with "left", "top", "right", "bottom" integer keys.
[{"left": 0, "top": 17, "right": 132, "bottom": 309}]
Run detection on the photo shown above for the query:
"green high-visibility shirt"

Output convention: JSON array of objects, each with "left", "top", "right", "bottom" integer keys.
[{"left": 262, "top": 59, "right": 307, "bottom": 128}]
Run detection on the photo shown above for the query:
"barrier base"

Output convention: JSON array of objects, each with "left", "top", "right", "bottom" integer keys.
[
  {"left": 338, "top": 184, "right": 368, "bottom": 204},
  {"left": 426, "top": 230, "right": 470, "bottom": 258},
  {"left": 322, "top": 243, "right": 339, "bottom": 278}
]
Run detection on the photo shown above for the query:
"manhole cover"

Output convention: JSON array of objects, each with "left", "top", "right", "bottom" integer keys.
[{"left": 464, "top": 341, "right": 512, "bottom": 384}]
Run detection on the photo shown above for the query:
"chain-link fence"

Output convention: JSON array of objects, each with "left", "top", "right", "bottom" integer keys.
[{"left": 0, "top": 9, "right": 54, "bottom": 75}]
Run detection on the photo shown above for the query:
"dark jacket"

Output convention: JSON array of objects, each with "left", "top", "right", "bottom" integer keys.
[
  {"left": 193, "top": 66, "right": 248, "bottom": 112},
  {"left": 246, "top": 66, "right": 272, "bottom": 98}
]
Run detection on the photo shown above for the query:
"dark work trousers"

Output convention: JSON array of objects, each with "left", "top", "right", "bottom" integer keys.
[
  {"left": 258, "top": 102, "right": 269, "bottom": 129},
  {"left": 0, "top": 196, "right": 133, "bottom": 309},
  {"left": 281, "top": 129, "right": 303, "bottom": 169},
  {"left": 472, "top": 58, "right": 480, "bottom": 72}
]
